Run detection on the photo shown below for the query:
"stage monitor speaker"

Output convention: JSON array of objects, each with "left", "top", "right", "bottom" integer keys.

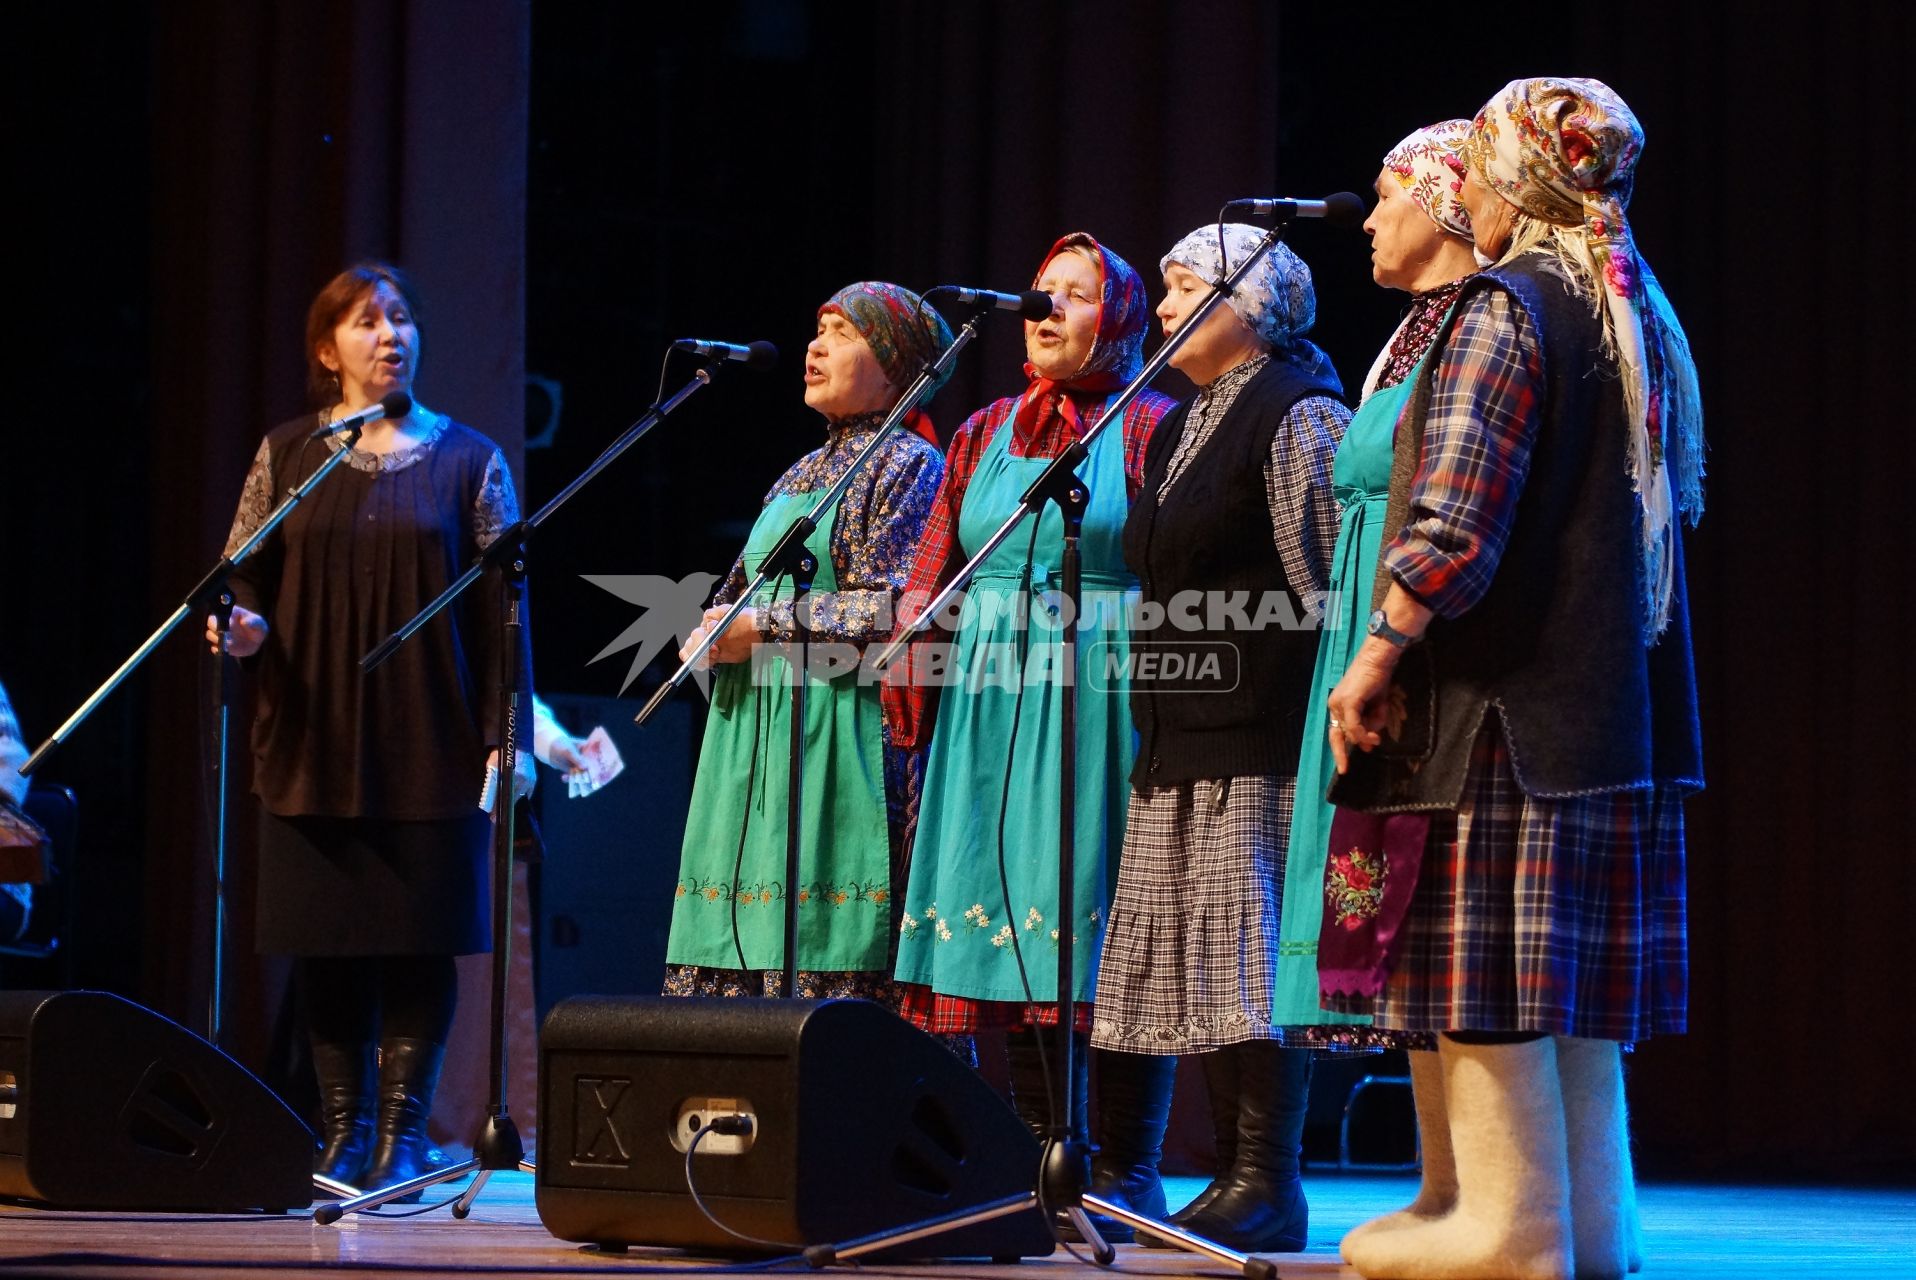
[
  {"left": 537, "top": 996, "right": 1053, "bottom": 1258},
  {"left": 0, "top": 990, "right": 314, "bottom": 1211}
]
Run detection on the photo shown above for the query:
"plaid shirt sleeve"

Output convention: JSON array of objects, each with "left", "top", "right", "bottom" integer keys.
[
  {"left": 879, "top": 400, "right": 1012, "bottom": 752},
  {"left": 1265, "top": 393, "right": 1350, "bottom": 598},
  {"left": 1382, "top": 289, "right": 1543, "bottom": 619}
]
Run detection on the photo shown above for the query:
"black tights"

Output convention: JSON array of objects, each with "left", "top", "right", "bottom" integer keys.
[{"left": 299, "top": 955, "right": 459, "bottom": 1046}]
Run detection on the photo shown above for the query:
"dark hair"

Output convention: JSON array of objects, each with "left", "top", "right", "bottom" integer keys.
[{"left": 304, "top": 261, "right": 422, "bottom": 405}]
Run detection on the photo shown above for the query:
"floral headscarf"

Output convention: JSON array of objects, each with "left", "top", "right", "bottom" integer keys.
[
  {"left": 1013, "top": 232, "right": 1152, "bottom": 441},
  {"left": 1160, "top": 222, "right": 1317, "bottom": 350},
  {"left": 1382, "top": 119, "right": 1475, "bottom": 240},
  {"left": 1465, "top": 76, "right": 1704, "bottom": 639},
  {"left": 820, "top": 282, "right": 955, "bottom": 395},
  {"left": 819, "top": 282, "right": 954, "bottom": 442}
]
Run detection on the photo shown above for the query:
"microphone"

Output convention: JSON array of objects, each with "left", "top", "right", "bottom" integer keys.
[
  {"left": 1223, "top": 192, "right": 1367, "bottom": 227},
  {"left": 311, "top": 391, "right": 413, "bottom": 438},
  {"left": 673, "top": 338, "right": 779, "bottom": 370},
  {"left": 927, "top": 286, "right": 1056, "bottom": 321}
]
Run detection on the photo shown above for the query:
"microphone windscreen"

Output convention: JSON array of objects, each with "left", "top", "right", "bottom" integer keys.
[
  {"left": 744, "top": 341, "right": 779, "bottom": 371},
  {"left": 1016, "top": 290, "right": 1056, "bottom": 321},
  {"left": 1323, "top": 192, "right": 1367, "bottom": 228},
  {"left": 381, "top": 391, "right": 413, "bottom": 418}
]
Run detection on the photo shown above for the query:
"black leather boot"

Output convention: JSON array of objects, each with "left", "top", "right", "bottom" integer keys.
[
  {"left": 1089, "top": 1049, "right": 1174, "bottom": 1223},
  {"left": 310, "top": 1038, "right": 375, "bottom": 1186},
  {"left": 1005, "top": 1028, "right": 1055, "bottom": 1139},
  {"left": 1175, "top": 1042, "right": 1311, "bottom": 1252},
  {"left": 1147, "top": 1042, "right": 1241, "bottom": 1240},
  {"left": 360, "top": 1037, "right": 448, "bottom": 1202}
]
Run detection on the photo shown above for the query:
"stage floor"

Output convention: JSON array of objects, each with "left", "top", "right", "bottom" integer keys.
[{"left": 2, "top": 1173, "right": 1911, "bottom": 1278}]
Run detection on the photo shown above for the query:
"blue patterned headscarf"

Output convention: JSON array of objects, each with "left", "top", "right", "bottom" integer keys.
[{"left": 1161, "top": 223, "right": 1317, "bottom": 351}]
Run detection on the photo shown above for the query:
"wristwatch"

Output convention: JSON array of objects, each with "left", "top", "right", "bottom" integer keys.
[{"left": 1367, "top": 607, "right": 1417, "bottom": 648}]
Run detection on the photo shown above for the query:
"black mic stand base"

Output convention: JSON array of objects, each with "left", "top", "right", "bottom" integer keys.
[
  {"left": 311, "top": 1131, "right": 535, "bottom": 1225},
  {"left": 1078, "top": 1194, "right": 1282, "bottom": 1279}
]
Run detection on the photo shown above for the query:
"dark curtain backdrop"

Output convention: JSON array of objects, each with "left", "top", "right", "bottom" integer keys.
[{"left": 3, "top": 0, "right": 1907, "bottom": 1181}]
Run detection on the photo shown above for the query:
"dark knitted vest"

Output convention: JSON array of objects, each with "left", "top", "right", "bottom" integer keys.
[
  {"left": 1123, "top": 354, "right": 1344, "bottom": 787},
  {"left": 1331, "top": 255, "right": 1704, "bottom": 811}
]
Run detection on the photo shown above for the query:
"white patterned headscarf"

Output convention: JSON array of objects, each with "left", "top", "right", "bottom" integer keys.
[
  {"left": 1382, "top": 119, "right": 1475, "bottom": 240},
  {"left": 1160, "top": 223, "right": 1316, "bottom": 351},
  {"left": 1466, "top": 76, "right": 1705, "bottom": 639}
]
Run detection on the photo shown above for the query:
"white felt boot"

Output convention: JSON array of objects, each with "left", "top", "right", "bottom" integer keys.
[
  {"left": 1345, "top": 1036, "right": 1573, "bottom": 1280},
  {"left": 1556, "top": 1037, "right": 1641, "bottom": 1278},
  {"left": 1341, "top": 1049, "right": 1457, "bottom": 1262}
]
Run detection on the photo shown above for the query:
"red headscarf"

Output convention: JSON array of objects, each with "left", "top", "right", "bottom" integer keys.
[{"left": 1012, "top": 232, "right": 1153, "bottom": 445}]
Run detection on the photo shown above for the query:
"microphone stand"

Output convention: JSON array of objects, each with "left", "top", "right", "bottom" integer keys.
[
  {"left": 314, "top": 365, "right": 720, "bottom": 1224},
  {"left": 21, "top": 422, "right": 371, "bottom": 1063},
  {"left": 634, "top": 307, "right": 990, "bottom": 997},
  {"left": 837, "top": 219, "right": 1303, "bottom": 1276}
]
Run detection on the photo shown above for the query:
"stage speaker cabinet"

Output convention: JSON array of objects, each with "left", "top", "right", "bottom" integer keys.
[
  {"left": 537, "top": 996, "right": 1054, "bottom": 1258},
  {"left": 0, "top": 990, "right": 314, "bottom": 1211}
]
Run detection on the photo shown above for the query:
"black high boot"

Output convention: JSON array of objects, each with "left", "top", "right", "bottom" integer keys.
[
  {"left": 360, "top": 1037, "right": 448, "bottom": 1202},
  {"left": 1089, "top": 1049, "right": 1174, "bottom": 1222},
  {"left": 309, "top": 1038, "right": 375, "bottom": 1186},
  {"left": 1161, "top": 1044, "right": 1241, "bottom": 1229},
  {"left": 1176, "top": 1042, "right": 1311, "bottom": 1252},
  {"left": 1005, "top": 1028, "right": 1056, "bottom": 1139}
]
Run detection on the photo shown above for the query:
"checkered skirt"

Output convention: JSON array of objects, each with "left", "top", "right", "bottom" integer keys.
[
  {"left": 1089, "top": 776, "right": 1297, "bottom": 1053},
  {"left": 1324, "top": 721, "right": 1689, "bottom": 1041}
]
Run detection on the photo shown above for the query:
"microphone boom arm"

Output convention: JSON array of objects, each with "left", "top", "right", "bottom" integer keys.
[
  {"left": 360, "top": 366, "right": 716, "bottom": 673},
  {"left": 634, "top": 310, "right": 988, "bottom": 727},
  {"left": 22, "top": 422, "right": 371, "bottom": 775}
]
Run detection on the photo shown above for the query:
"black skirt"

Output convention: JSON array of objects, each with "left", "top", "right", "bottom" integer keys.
[{"left": 256, "top": 811, "right": 491, "bottom": 956}]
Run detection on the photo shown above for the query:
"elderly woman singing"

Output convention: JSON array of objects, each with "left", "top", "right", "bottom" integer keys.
[
  {"left": 1089, "top": 226, "right": 1350, "bottom": 1252},
  {"left": 1273, "top": 119, "right": 1483, "bottom": 1257},
  {"left": 885, "top": 237, "right": 1177, "bottom": 1224},
  {"left": 664, "top": 283, "right": 949, "bottom": 1007}
]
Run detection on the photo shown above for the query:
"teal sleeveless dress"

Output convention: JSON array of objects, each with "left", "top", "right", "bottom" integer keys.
[
  {"left": 666, "top": 485, "right": 893, "bottom": 974},
  {"left": 1270, "top": 337, "right": 1444, "bottom": 1034},
  {"left": 894, "top": 418, "right": 1137, "bottom": 1005}
]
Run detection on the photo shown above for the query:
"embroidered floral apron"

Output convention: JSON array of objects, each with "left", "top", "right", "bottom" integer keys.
[
  {"left": 666, "top": 487, "right": 892, "bottom": 972},
  {"left": 894, "top": 417, "right": 1137, "bottom": 1003},
  {"left": 1270, "top": 349, "right": 1430, "bottom": 1026}
]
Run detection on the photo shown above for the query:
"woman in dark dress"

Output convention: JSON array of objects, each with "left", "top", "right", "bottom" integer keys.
[{"left": 210, "top": 262, "right": 532, "bottom": 1195}]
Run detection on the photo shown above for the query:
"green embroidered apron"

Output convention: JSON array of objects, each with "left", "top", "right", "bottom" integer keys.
[
  {"left": 666, "top": 487, "right": 892, "bottom": 973},
  {"left": 894, "top": 416, "right": 1137, "bottom": 1003},
  {"left": 1272, "top": 340, "right": 1444, "bottom": 1027}
]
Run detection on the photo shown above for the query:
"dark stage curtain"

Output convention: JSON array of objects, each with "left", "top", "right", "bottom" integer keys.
[{"left": 141, "top": 0, "right": 531, "bottom": 1131}]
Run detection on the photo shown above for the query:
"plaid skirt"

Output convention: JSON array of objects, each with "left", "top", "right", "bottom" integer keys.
[
  {"left": 1324, "top": 722, "right": 1689, "bottom": 1041},
  {"left": 1089, "top": 776, "right": 1296, "bottom": 1053}
]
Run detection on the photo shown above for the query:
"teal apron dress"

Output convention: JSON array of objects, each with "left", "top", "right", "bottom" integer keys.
[
  {"left": 894, "top": 417, "right": 1137, "bottom": 1004},
  {"left": 1271, "top": 339, "right": 1443, "bottom": 1032},
  {"left": 666, "top": 486, "right": 893, "bottom": 973}
]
